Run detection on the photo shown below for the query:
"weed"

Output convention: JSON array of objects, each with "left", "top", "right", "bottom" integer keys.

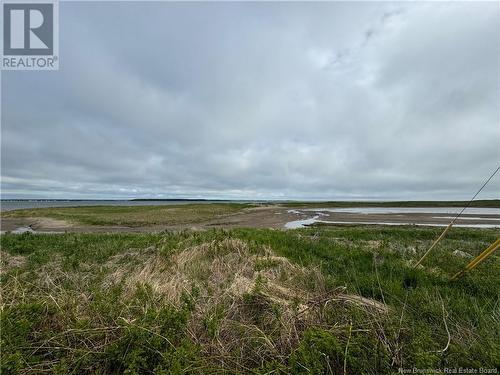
[{"left": 1, "top": 225, "right": 498, "bottom": 373}]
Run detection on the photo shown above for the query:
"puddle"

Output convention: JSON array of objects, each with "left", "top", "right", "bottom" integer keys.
[
  {"left": 285, "top": 215, "right": 320, "bottom": 229},
  {"left": 1, "top": 226, "right": 65, "bottom": 235},
  {"left": 10, "top": 226, "right": 36, "bottom": 234}
]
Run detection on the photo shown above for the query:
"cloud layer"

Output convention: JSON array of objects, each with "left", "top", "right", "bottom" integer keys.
[{"left": 1, "top": 2, "right": 499, "bottom": 200}]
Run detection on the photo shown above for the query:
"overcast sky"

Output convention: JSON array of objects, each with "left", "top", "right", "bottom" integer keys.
[{"left": 1, "top": 1, "right": 499, "bottom": 200}]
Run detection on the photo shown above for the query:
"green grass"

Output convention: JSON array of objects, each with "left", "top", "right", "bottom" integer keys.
[
  {"left": 1, "top": 203, "right": 251, "bottom": 227},
  {"left": 1, "top": 226, "right": 499, "bottom": 373}
]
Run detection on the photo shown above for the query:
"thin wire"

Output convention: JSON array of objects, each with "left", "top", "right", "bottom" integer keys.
[
  {"left": 414, "top": 165, "right": 500, "bottom": 268},
  {"left": 448, "top": 165, "right": 500, "bottom": 225}
]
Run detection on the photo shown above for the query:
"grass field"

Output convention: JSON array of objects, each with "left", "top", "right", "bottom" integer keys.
[
  {"left": 1, "top": 225, "right": 499, "bottom": 373},
  {"left": 1, "top": 204, "right": 251, "bottom": 227}
]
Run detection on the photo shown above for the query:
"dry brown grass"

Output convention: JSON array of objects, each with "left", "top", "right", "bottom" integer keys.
[
  {"left": 0, "top": 234, "right": 403, "bottom": 373},
  {"left": 101, "top": 238, "right": 389, "bottom": 370},
  {"left": 0, "top": 250, "right": 26, "bottom": 272}
]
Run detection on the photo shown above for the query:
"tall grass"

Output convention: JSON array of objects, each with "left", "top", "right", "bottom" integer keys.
[{"left": 1, "top": 226, "right": 499, "bottom": 373}]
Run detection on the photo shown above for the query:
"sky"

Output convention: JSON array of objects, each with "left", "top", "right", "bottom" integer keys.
[{"left": 1, "top": 1, "right": 499, "bottom": 200}]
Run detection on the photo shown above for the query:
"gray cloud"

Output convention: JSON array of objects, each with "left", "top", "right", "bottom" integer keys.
[{"left": 1, "top": 1, "right": 499, "bottom": 200}]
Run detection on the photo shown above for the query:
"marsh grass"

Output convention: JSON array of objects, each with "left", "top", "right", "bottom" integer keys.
[
  {"left": 1, "top": 226, "right": 499, "bottom": 373},
  {"left": 1, "top": 203, "right": 250, "bottom": 227}
]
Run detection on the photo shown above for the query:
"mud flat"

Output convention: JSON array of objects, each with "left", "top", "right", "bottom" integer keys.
[
  {"left": 284, "top": 207, "right": 500, "bottom": 229},
  {"left": 2, "top": 204, "right": 500, "bottom": 233},
  {"left": 0, "top": 204, "right": 298, "bottom": 233}
]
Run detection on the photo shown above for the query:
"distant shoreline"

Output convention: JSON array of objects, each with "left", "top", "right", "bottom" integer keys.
[
  {"left": 1, "top": 198, "right": 499, "bottom": 208},
  {"left": 0, "top": 199, "right": 246, "bottom": 203}
]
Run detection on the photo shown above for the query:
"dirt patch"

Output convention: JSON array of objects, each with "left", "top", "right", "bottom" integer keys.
[
  {"left": 1, "top": 217, "right": 73, "bottom": 232},
  {"left": 31, "top": 217, "right": 73, "bottom": 230},
  {"left": 203, "top": 207, "right": 298, "bottom": 229}
]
